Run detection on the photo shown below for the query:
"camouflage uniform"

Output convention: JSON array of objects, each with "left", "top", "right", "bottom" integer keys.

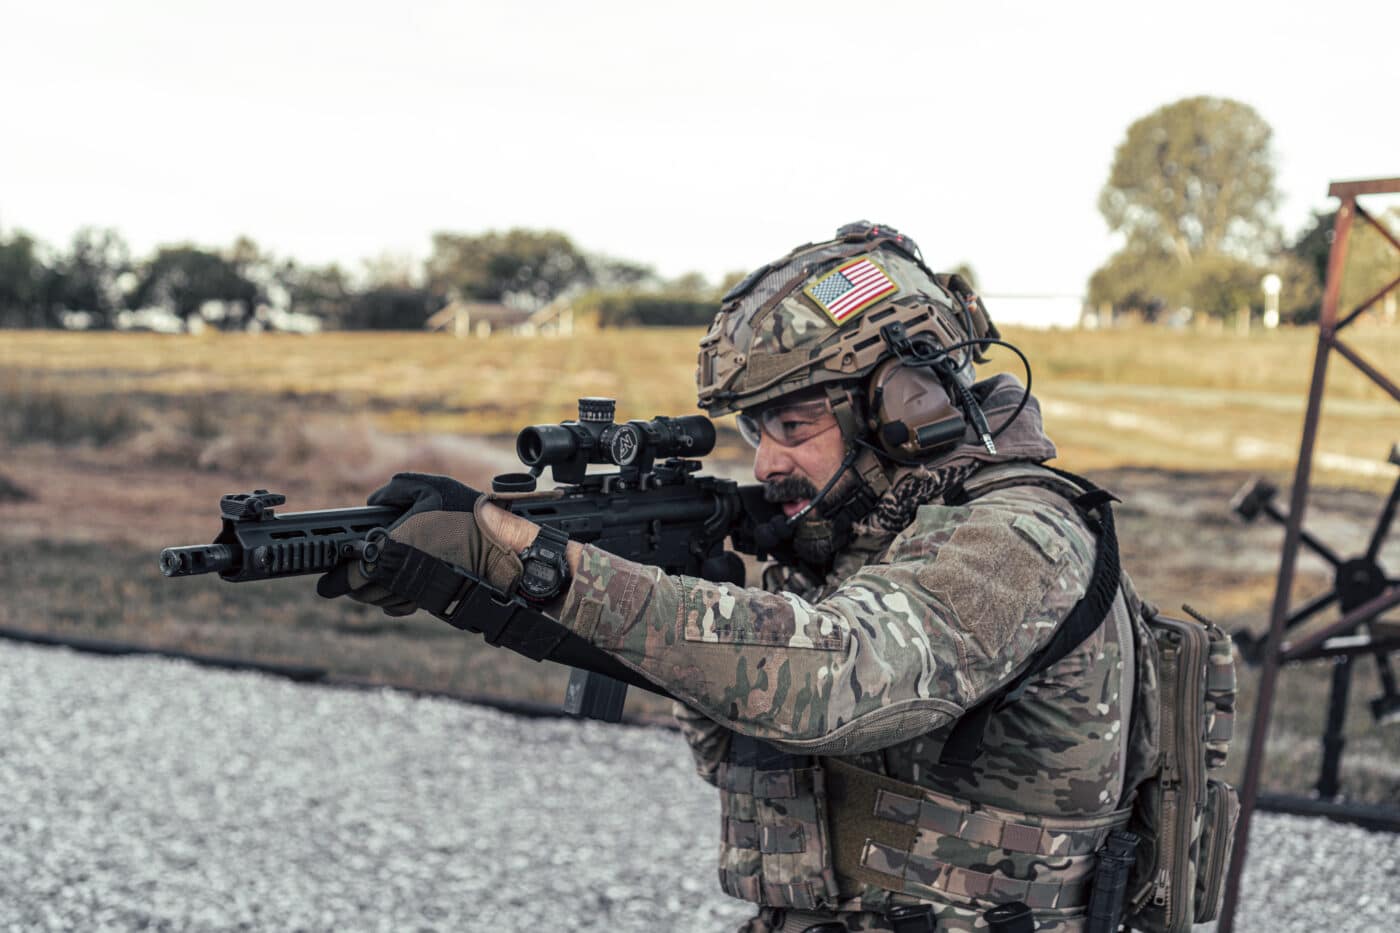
[{"left": 551, "top": 383, "right": 1140, "bottom": 932}]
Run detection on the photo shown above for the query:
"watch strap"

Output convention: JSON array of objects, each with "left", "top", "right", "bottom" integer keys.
[
  {"left": 519, "top": 524, "right": 571, "bottom": 602},
  {"left": 529, "top": 524, "right": 570, "bottom": 553}
]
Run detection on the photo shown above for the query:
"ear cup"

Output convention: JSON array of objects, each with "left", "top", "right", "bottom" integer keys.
[{"left": 867, "top": 358, "right": 967, "bottom": 460}]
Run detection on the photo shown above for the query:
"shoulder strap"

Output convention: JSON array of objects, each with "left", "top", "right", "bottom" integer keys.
[{"left": 938, "top": 465, "right": 1122, "bottom": 768}]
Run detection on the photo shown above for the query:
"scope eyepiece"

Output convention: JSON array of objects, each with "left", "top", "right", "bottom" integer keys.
[{"left": 517, "top": 424, "right": 579, "bottom": 468}]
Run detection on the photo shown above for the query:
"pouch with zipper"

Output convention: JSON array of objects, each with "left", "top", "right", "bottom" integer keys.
[{"left": 1124, "top": 606, "right": 1239, "bottom": 933}]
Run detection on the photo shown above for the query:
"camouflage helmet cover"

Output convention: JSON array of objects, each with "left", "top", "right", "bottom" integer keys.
[{"left": 695, "top": 222, "right": 997, "bottom": 417}]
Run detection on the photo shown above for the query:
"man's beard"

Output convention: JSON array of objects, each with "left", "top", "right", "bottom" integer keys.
[{"left": 762, "top": 471, "right": 861, "bottom": 571}]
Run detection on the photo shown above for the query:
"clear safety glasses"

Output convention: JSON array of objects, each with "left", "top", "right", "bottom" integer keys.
[{"left": 736, "top": 397, "right": 839, "bottom": 449}]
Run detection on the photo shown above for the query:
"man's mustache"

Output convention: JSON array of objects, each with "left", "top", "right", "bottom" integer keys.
[{"left": 763, "top": 476, "right": 818, "bottom": 504}]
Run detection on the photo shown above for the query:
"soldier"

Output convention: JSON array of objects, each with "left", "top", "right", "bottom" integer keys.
[{"left": 322, "top": 223, "right": 1149, "bottom": 932}]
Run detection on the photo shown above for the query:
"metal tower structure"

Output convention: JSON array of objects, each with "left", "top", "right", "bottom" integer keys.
[{"left": 1219, "top": 177, "right": 1400, "bottom": 931}]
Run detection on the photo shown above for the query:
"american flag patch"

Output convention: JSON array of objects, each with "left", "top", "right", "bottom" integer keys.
[{"left": 803, "top": 258, "right": 898, "bottom": 324}]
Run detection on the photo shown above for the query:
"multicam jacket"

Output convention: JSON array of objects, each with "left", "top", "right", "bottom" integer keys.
[{"left": 551, "top": 388, "right": 1140, "bottom": 933}]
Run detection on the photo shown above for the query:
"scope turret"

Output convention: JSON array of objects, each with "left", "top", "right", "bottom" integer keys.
[{"left": 514, "top": 398, "right": 715, "bottom": 485}]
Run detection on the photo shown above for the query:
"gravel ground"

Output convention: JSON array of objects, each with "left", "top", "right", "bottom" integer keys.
[{"left": 1, "top": 641, "right": 1396, "bottom": 933}]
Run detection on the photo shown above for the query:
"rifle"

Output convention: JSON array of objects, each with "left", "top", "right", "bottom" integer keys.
[{"left": 159, "top": 397, "right": 781, "bottom": 722}]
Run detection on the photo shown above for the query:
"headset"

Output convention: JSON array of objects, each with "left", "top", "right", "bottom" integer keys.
[
  {"left": 862, "top": 300, "right": 1033, "bottom": 466},
  {"left": 763, "top": 271, "right": 1035, "bottom": 554}
]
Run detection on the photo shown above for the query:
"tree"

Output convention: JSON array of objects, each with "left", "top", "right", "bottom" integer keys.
[
  {"left": 1087, "top": 244, "right": 1181, "bottom": 317},
  {"left": 594, "top": 294, "right": 715, "bottom": 328},
  {"left": 130, "top": 244, "right": 261, "bottom": 328},
  {"left": 361, "top": 251, "right": 420, "bottom": 289},
  {"left": 284, "top": 261, "right": 354, "bottom": 324},
  {"left": 228, "top": 236, "right": 288, "bottom": 320},
  {"left": 340, "top": 285, "right": 441, "bottom": 330},
  {"left": 1100, "top": 97, "right": 1280, "bottom": 264},
  {"left": 1091, "top": 96, "right": 1282, "bottom": 318},
  {"left": 589, "top": 255, "right": 657, "bottom": 291},
  {"left": 1285, "top": 208, "right": 1400, "bottom": 323},
  {"left": 0, "top": 231, "right": 54, "bottom": 327},
  {"left": 1268, "top": 252, "right": 1324, "bottom": 325},
  {"left": 587, "top": 271, "right": 722, "bottom": 328},
  {"left": 426, "top": 229, "right": 592, "bottom": 309},
  {"left": 1182, "top": 254, "right": 1264, "bottom": 322},
  {"left": 1289, "top": 209, "right": 1335, "bottom": 294},
  {"left": 47, "top": 227, "right": 133, "bottom": 328}
]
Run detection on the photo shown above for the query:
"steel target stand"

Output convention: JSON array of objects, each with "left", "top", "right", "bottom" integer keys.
[{"left": 1219, "top": 177, "right": 1400, "bottom": 931}]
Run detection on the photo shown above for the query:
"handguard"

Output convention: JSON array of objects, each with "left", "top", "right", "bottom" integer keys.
[{"left": 159, "top": 491, "right": 401, "bottom": 582}]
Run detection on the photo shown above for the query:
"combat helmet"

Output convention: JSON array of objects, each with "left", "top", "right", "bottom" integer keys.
[
  {"left": 698, "top": 222, "right": 1001, "bottom": 570},
  {"left": 697, "top": 221, "right": 997, "bottom": 443}
]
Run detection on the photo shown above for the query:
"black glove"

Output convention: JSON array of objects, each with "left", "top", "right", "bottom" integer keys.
[
  {"left": 317, "top": 473, "right": 522, "bottom": 616},
  {"left": 365, "top": 471, "right": 482, "bottom": 515}
]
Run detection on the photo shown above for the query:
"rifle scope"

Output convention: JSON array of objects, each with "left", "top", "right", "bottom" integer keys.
[{"left": 516, "top": 398, "right": 715, "bottom": 484}]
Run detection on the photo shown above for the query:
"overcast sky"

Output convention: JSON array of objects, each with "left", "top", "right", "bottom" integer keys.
[{"left": 1, "top": 0, "right": 1396, "bottom": 296}]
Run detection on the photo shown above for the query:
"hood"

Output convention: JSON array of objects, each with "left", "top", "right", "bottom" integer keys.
[{"left": 937, "top": 371, "right": 1056, "bottom": 469}]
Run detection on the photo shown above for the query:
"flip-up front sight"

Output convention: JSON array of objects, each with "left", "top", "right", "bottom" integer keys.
[{"left": 515, "top": 397, "right": 715, "bottom": 485}]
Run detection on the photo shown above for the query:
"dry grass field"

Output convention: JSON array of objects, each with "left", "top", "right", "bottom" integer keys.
[
  {"left": 7, "top": 324, "right": 1400, "bottom": 484},
  {"left": 2, "top": 324, "right": 1399, "bottom": 802}
]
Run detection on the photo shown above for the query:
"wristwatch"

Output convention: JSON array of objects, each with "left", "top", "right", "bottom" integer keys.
[{"left": 517, "top": 525, "right": 571, "bottom": 603}]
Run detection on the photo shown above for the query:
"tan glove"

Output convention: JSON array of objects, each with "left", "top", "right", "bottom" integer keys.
[{"left": 317, "top": 473, "right": 523, "bottom": 617}]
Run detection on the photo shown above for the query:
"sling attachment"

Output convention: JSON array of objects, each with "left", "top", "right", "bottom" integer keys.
[
  {"left": 362, "top": 539, "right": 675, "bottom": 698},
  {"left": 983, "top": 902, "right": 1034, "bottom": 933},
  {"left": 886, "top": 904, "right": 936, "bottom": 933},
  {"left": 937, "top": 467, "right": 1123, "bottom": 768}
]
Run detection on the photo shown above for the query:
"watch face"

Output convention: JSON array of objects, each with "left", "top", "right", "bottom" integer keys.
[
  {"left": 522, "top": 560, "right": 561, "bottom": 598},
  {"left": 520, "top": 528, "right": 569, "bottom": 602}
]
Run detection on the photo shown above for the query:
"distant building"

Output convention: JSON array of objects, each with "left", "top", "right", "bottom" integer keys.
[
  {"left": 426, "top": 299, "right": 575, "bottom": 337},
  {"left": 528, "top": 299, "right": 577, "bottom": 336}
]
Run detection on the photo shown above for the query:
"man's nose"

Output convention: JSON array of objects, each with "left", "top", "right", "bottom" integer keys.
[{"left": 753, "top": 433, "right": 795, "bottom": 483}]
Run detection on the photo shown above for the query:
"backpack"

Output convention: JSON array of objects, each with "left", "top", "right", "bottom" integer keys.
[{"left": 948, "top": 464, "right": 1239, "bottom": 931}]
